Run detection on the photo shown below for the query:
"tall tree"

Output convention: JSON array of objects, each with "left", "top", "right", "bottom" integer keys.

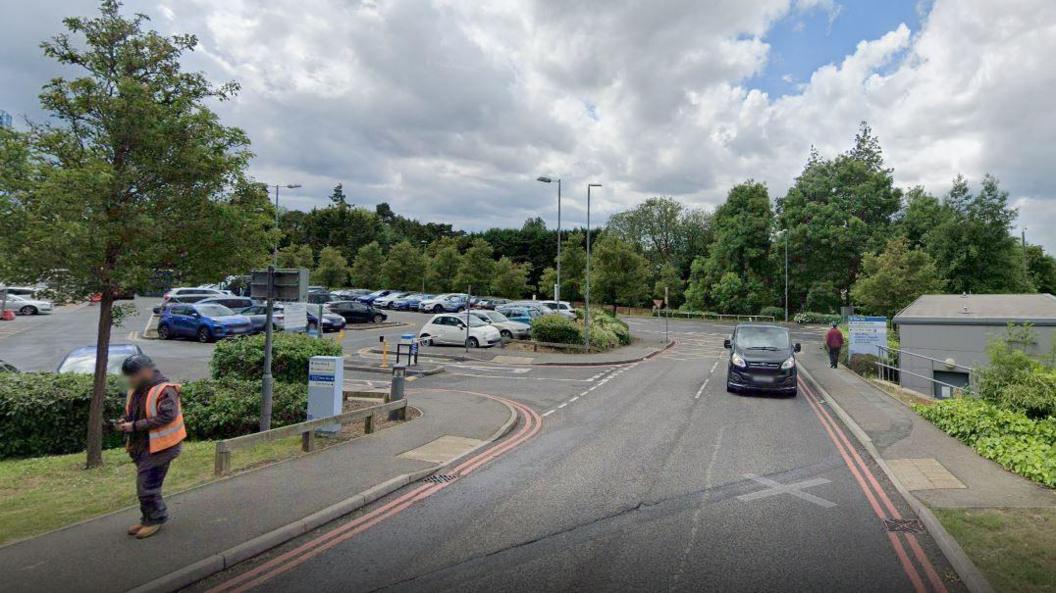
[
  {"left": 329, "top": 183, "right": 348, "bottom": 207},
  {"left": 491, "top": 257, "right": 529, "bottom": 298},
  {"left": 557, "top": 231, "right": 588, "bottom": 302},
  {"left": 349, "top": 241, "right": 384, "bottom": 288},
  {"left": 277, "top": 244, "right": 314, "bottom": 269},
  {"left": 606, "top": 196, "right": 712, "bottom": 274},
  {"left": 313, "top": 246, "right": 349, "bottom": 287},
  {"left": 894, "top": 187, "right": 950, "bottom": 249},
  {"left": 0, "top": 1, "right": 271, "bottom": 467},
  {"left": 851, "top": 237, "right": 945, "bottom": 318},
  {"left": 590, "top": 234, "right": 651, "bottom": 311},
  {"left": 454, "top": 238, "right": 495, "bottom": 293},
  {"left": 382, "top": 240, "right": 428, "bottom": 291},
  {"left": 1026, "top": 244, "right": 1056, "bottom": 294},
  {"left": 654, "top": 262, "right": 685, "bottom": 308},
  {"left": 427, "top": 238, "right": 462, "bottom": 293}
]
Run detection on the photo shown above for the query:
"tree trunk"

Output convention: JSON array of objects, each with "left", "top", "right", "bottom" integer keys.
[{"left": 85, "top": 288, "right": 115, "bottom": 469}]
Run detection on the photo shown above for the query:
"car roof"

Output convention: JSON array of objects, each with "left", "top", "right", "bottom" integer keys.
[
  {"left": 67, "top": 343, "right": 141, "bottom": 356},
  {"left": 735, "top": 323, "right": 788, "bottom": 331}
]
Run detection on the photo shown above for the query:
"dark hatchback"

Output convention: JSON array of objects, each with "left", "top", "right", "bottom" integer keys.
[{"left": 724, "top": 324, "right": 801, "bottom": 396}]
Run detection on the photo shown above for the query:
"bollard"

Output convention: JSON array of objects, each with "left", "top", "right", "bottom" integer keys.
[
  {"left": 380, "top": 335, "right": 389, "bottom": 368},
  {"left": 389, "top": 364, "right": 407, "bottom": 421}
]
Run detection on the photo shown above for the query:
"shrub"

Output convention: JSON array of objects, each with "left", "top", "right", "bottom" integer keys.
[
  {"left": 181, "top": 379, "right": 307, "bottom": 440},
  {"left": 915, "top": 398, "right": 1056, "bottom": 487},
  {"left": 588, "top": 325, "right": 620, "bottom": 351},
  {"left": 847, "top": 354, "right": 879, "bottom": 378},
  {"left": 759, "top": 306, "right": 784, "bottom": 320},
  {"left": 793, "top": 311, "right": 841, "bottom": 325},
  {"left": 211, "top": 332, "right": 342, "bottom": 384},
  {"left": 0, "top": 372, "right": 126, "bottom": 458},
  {"left": 976, "top": 328, "right": 1056, "bottom": 419},
  {"left": 531, "top": 314, "right": 582, "bottom": 344},
  {"left": 592, "top": 310, "right": 631, "bottom": 345}
]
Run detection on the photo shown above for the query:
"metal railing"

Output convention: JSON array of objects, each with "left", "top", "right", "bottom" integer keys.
[
  {"left": 874, "top": 345, "right": 975, "bottom": 399},
  {"left": 661, "top": 310, "right": 776, "bottom": 322}
]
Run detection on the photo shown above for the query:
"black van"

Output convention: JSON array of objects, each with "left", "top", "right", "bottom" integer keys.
[{"left": 724, "top": 324, "right": 801, "bottom": 396}]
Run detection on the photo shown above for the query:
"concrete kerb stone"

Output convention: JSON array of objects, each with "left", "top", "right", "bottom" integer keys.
[
  {"left": 343, "top": 364, "right": 445, "bottom": 377},
  {"left": 344, "top": 321, "right": 406, "bottom": 331},
  {"left": 531, "top": 339, "right": 675, "bottom": 367},
  {"left": 797, "top": 363, "right": 996, "bottom": 593},
  {"left": 126, "top": 392, "right": 519, "bottom": 593}
]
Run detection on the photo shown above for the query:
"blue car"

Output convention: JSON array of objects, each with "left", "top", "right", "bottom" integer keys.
[
  {"left": 357, "top": 289, "right": 395, "bottom": 305},
  {"left": 391, "top": 293, "right": 432, "bottom": 311},
  {"left": 157, "top": 303, "right": 253, "bottom": 343},
  {"left": 495, "top": 305, "right": 544, "bottom": 326}
]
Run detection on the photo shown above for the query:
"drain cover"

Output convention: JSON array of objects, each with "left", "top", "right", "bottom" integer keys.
[
  {"left": 883, "top": 519, "right": 925, "bottom": 533},
  {"left": 424, "top": 473, "right": 458, "bottom": 484}
]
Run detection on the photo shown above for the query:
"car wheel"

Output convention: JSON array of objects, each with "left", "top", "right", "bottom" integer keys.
[
  {"left": 433, "top": 305, "right": 443, "bottom": 313},
  {"left": 157, "top": 324, "right": 171, "bottom": 340},
  {"left": 197, "top": 327, "right": 213, "bottom": 343},
  {"left": 420, "top": 335, "right": 433, "bottom": 346},
  {"left": 467, "top": 337, "right": 480, "bottom": 348},
  {"left": 372, "top": 314, "right": 384, "bottom": 324},
  {"left": 19, "top": 306, "right": 37, "bottom": 316},
  {"left": 500, "top": 329, "right": 512, "bottom": 340},
  {"left": 455, "top": 306, "right": 465, "bottom": 313}
]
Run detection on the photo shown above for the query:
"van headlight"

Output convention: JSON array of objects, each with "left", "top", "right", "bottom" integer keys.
[
  {"left": 731, "top": 352, "right": 747, "bottom": 368},
  {"left": 781, "top": 356, "right": 796, "bottom": 370}
]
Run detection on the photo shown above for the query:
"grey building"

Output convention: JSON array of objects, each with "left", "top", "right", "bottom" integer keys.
[{"left": 892, "top": 294, "right": 1056, "bottom": 397}]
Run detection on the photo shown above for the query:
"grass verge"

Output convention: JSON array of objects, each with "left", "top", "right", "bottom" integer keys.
[{"left": 933, "top": 507, "right": 1056, "bottom": 593}]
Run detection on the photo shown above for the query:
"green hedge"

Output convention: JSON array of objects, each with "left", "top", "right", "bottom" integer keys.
[
  {"left": 759, "top": 306, "right": 784, "bottom": 319},
  {"left": 211, "top": 332, "right": 342, "bottom": 384},
  {"left": 915, "top": 398, "right": 1056, "bottom": 487},
  {"left": 181, "top": 379, "right": 307, "bottom": 440},
  {"left": 0, "top": 373, "right": 126, "bottom": 458},
  {"left": 531, "top": 314, "right": 582, "bottom": 344},
  {"left": 794, "top": 311, "right": 842, "bottom": 325}
]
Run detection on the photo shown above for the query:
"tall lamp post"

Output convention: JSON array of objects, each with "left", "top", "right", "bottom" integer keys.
[
  {"left": 584, "top": 183, "right": 602, "bottom": 349},
  {"left": 261, "top": 182, "right": 300, "bottom": 431},
  {"left": 537, "top": 176, "right": 561, "bottom": 301}
]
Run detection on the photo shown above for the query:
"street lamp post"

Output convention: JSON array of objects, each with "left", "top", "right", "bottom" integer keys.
[
  {"left": 261, "top": 183, "right": 300, "bottom": 431},
  {"left": 537, "top": 177, "right": 562, "bottom": 301},
  {"left": 584, "top": 183, "right": 602, "bottom": 350}
]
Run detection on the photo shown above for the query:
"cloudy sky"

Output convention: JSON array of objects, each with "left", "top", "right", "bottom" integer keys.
[{"left": 2, "top": 0, "right": 1055, "bottom": 251}]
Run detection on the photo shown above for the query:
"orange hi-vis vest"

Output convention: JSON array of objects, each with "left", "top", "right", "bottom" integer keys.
[{"left": 125, "top": 383, "right": 186, "bottom": 454}]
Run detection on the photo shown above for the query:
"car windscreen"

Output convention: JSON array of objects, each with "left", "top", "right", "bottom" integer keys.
[
  {"left": 486, "top": 311, "right": 509, "bottom": 322},
  {"left": 195, "top": 304, "right": 235, "bottom": 317},
  {"left": 736, "top": 326, "right": 790, "bottom": 350},
  {"left": 58, "top": 346, "right": 138, "bottom": 374}
]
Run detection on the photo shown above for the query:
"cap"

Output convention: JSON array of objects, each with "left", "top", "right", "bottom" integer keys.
[{"left": 121, "top": 354, "right": 155, "bottom": 376}]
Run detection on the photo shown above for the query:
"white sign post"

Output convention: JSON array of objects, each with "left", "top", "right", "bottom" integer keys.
[
  {"left": 848, "top": 315, "right": 887, "bottom": 357},
  {"left": 284, "top": 302, "right": 308, "bottom": 332},
  {"left": 307, "top": 356, "right": 344, "bottom": 434}
]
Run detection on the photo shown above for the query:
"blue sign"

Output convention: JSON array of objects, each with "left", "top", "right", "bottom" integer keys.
[{"left": 848, "top": 315, "right": 887, "bottom": 357}]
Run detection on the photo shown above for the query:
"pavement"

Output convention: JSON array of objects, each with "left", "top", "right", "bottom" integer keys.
[{"left": 0, "top": 389, "right": 515, "bottom": 593}]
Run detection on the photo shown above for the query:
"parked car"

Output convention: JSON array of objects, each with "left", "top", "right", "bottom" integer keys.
[
  {"left": 1, "top": 286, "right": 44, "bottom": 298},
  {"left": 538, "top": 300, "right": 576, "bottom": 319},
  {"left": 331, "top": 288, "right": 371, "bottom": 300},
  {"left": 152, "top": 293, "right": 214, "bottom": 314},
  {"left": 473, "top": 297, "right": 509, "bottom": 310},
  {"left": 157, "top": 303, "right": 253, "bottom": 342},
  {"left": 162, "top": 287, "right": 225, "bottom": 303},
  {"left": 469, "top": 310, "right": 530, "bottom": 340},
  {"left": 327, "top": 301, "right": 388, "bottom": 324},
  {"left": 240, "top": 304, "right": 282, "bottom": 333},
  {"left": 373, "top": 291, "right": 410, "bottom": 309},
  {"left": 418, "top": 313, "right": 501, "bottom": 348},
  {"left": 196, "top": 296, "right": 255, "bottom": 313},
  {"left": 357, "top": 289, "right": 396, "bottom": 305},
  {"left": 1, "top": 294, "right": 54, "bottom": 315},
  {"left": 307, "top": 291, "right": 333, "bottom": 305},
  {"left": 418, "top": 293, "right": 469, "bottom": 313},
  {"left": 57, "top": 343, "right": 144, "bottom": 374},
  {"left": 495, "top": 304, "right": 545, "bottom": 325},
  {"left": 724, "top": 324, "right": 801, "bottom": 397},
  {"left": 390, "top": 293, "right": 432, "bottom": 311},
  {"left": 0, "top": 359, "right": 19, "bottom": 373}
]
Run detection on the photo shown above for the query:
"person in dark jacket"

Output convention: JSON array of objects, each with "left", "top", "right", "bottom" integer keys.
[
  {"left": 115, "top": 354, "right": 184, "bottom": 539},
  {"left": 825, "top": 321, "right": 844, "bottom": 369}
]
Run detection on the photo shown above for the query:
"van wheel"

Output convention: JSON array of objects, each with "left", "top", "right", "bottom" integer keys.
[{"left": 197, "top": 327, "right": 213, "bottom": 343}]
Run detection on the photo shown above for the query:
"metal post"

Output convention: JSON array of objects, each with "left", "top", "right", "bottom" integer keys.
[
  {"left": 389, "top": 364, "right": 406, "bottom": 421},
  {"left": 585, "top": 183, "right": 601, "bottom": 349},
  {"left": 465, "top": 285, "right": 471, "bottom": 352},
  {"left": 664, "top": 286, "right": 669, "bottom": 343},
  {"left": 317, "top": 304, "right": 324, "bottom": 339},
  {"left": 272, "top": 185, "right": 280, "bottom": 266},
  {"left": 260, "top": 266, "right": 275, "bottom": 431},
  {"left": 784, "top": 230, "right": 789, "bottom": 323},
  {"left": 556, "top": 179, "right": 562, "bottom": 303}
]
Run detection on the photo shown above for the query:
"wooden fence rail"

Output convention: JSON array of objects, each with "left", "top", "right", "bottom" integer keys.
[{"left": 214, "top": 399, "right": 407, "bottom": 475}]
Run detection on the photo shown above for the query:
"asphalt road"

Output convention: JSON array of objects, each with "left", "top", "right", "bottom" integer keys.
[{"left": 191, "top": 316, "right": 964, "bottom": 593}]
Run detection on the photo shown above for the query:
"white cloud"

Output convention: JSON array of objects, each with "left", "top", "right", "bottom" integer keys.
[{"left": 1, "top": 0, "right": 1054, "bottom": 251}]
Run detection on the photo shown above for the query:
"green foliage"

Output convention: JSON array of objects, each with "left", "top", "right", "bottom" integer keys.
[
  {"left": 805, "top": 281, "right": 840, "bottom": 314},
  {"left": 454, "top": 238, "right": 495, "bottom": 293},
  {"left": 793, "top": 311, "right": 842, "bottom": 325},
  {"left": 915, "top": 399, "right": 1056, "bottom": 487},
  {"left": 277, "top": 244, "right": 315, "bottom": 269},
  {"left": 709, "top": 272, "right": 770, "bottom": 315},
  {"left": 1025, "top": 244, "right": 1056, "bottom": 294},
  {"left": 590, "top": 234, "right": 651, "bottom": 309},
  {"left": 427, "top": 238, "right": 462, "bottom": 293},
  {"left": 210, "top": 333, "right": 342, "bottom": 384},
  {"left": 606, "top": 197, "right": 712, "bottom": 273},
  {"left": 653, "top": 262, "right": 685, "bottom": 309},
  {"left": 759, "top": 306, "right": 784, "bottom": 319},
  {"left": 491, "top": 257, "right": 529, "bottom": 299},
  {"left": 180, "top": 379, "right": 307, "bottom": 440},
  {"left": 976, "top": 326, "right": 1056, "bottom": 419},
  {"left": 851, "top": 237, "right": 945, "bottom": 318},
  {"left": 557, "top": 231, "right": 587, "bottom": 302},
  {"left": 591, "top": 310, "right": 631, "bottom": 346},
  {"left": 0, "top": 373, "right": 126, "bottom": 458},
  {"left": 349, "top": 241, "right": 384, "bottom": 288},
  {"left": 847, "top": 354, "right": 880, "bottom": 377},
  {"left": 539, "top": 267, "right": 557, "bottom": 300},
  {"left": 312, "top": 246, "right": 349, "bottom": 288},
  {"left": 530, "top": 314, "right": 582, "bottom": 344},
  {"left": 381, "top": 240, "right": 427, "bottom": 291},
  {"left": 476, "top": 218, "right": 555, "bottom": 294}
]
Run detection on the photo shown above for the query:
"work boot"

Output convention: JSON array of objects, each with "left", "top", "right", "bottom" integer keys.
[
  {"left": 135, "top": 524, "right": 162, "bottom": 539},
  {"left": 127, "top": 524, "right": 143, "bottom": 536}
]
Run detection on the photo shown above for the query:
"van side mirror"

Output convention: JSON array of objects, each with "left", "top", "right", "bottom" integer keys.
[
  {"left": 794, "top": 343, "right": 802, "bottom": 352},
  {"left": 723, "top": 339, "right": 731, "bottom": 349}
]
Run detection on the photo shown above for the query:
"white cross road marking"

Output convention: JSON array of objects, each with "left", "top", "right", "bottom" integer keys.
[
  {"left": 737, "top": 474, "right": 837, "bottom": 508},
  {"left": 694, "top": 379, "right": 709, "bottom": 399}
]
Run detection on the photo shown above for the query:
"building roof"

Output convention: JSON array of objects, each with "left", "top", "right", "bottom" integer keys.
[{"left": 894, "top": 294, "right": 1056, "bottom": 326}]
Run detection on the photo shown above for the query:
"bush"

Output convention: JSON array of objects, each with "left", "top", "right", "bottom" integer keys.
[
  {"left": 592, "top": 310, "right": 631, "bottom": 345},
  {"left": 589, "top": 325, "right": 620, "bottom": 350},
  {"left": 759, "top": 306, "right": 784, "bottom": 320},
  {"left": 531, "top": 314, "right": 582, "bottom": 344},
  {"left": 0, "top": 373, "right": 126, "bottom": 458},
  {"left": 915, "top": 398, "right": 1056, "bottom": 487},
  {"left": 181, "top": 379, "right": 307, "bottom": 440},
  {"left": 847, "top": 354, "right": 879, "bottom": 377},
  {"left": 793, "top": 312, "right": 842, "bottom": 325},
  {"left": 211, "top": 332, "right": 342, "bottom": 384},
  {"left": 976, "top": 329, "right": 1056, "bottom": 419}
]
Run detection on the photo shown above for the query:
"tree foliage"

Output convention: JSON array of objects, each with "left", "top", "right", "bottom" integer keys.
[
  {"left": 590, "top": 234, "right": 651, "bottom": 310},
  {"left": 349, "top": 241, "right": 384, "bottom": 288},
  {"left": 427, "top": 238, "right": 462, "bottom": 293},
  {"left": 851, "top": 237, "right": 945, "bottom": 318},
  {"left": 454, "top": 238, "right": 495, "bottom": 293},
  {"left": 313, "top": 246, "right": 349, "bottom": 287},
  {"left": 381, "top": 240, "right": 427, "bottom": 291},
  {"left": 277, "top": 244, "right": 314, "bottom": 269},
  {"left": 491, "top": 257, "right": 529, "bottom": 298}
]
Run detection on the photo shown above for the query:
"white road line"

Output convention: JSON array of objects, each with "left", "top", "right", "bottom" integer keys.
[
  {"left": 542, "top": 410, "right": 555, "bottom": 417},
  {"left": 569, "top": 396, "right": 579, "bottom": 402},
  {"left": 557, "top": 403, "right": 567, "bottom": 409},
  {"left": 710, "top": 360, "right": 719, "bottom": 373},
  {"left": 694, "top": 379, "right": 710, "bottom": 399}
]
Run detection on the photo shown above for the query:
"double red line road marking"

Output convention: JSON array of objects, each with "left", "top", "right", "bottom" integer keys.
[
  {"left": 800, "top": 378, "right": 948, "bottom": 593},
  {"left": 205, "top": 392, "right": 543, "bottom": 593}
]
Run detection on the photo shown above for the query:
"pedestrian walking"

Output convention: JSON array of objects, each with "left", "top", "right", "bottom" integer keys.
[
  {"left": 114, "top": 354, "right": 185, "bottom": 539},
  {"left": 825, "top": 321, "right": 844, "bottom": 369}
]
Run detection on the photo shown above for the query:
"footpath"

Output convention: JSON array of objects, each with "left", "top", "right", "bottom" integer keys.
[
  {"left": 796, "top": 347, "right": 1056, "bottom": 593},
  {"left": 0, "top": 390, "right": 515, "bottom": 593}
]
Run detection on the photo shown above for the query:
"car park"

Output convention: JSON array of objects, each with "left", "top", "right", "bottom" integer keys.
[
  {"left": 331, "top": 288, "right": 371, "bottom": 300},
  {"left": 357, "top": 289, "right": 396, "bottom": 305},
  {"left": 1, "top": 294, "right": 54, "bottom": 315},
  {"left": 495, "top": 304, "right": 544, "bottom": 325},
  {"left": 373, "top": 291, "right": 410, "bottom": 308},
  {"left": 152, "top": 293, "right": 214, "bottom": 314},
  {"left": 196, "top": 296, "right": 254, "bottom": 313},
  {"left": 318, "top": 311, "right": 346, "bottom": 332},
  {"left": 1, "top": 286, "right": 44, "bottom": 298},
  {"left": 327, "top": 300, "right": 387, "bottom": 324},
  {"left": 390, "top": 293, "right": 432, "bottom": 311},
  {"left": 240, "top": 304, "right": 282, "bottom": 333},
  {"left": 473, "top": 297, "right": 509, "bottom": 310},
  {"left": 418, "top": 293, "right": 469, "bottom": 313},
  {"left": 307, "top": 290, "right": 333, "bottom": 305},
  {"left": 724, "top": 324, "right": 801, "bottom": 396},
  {"left": 57, "top": 343, "right": 145, "bottom": 374},
  {"left": 157, "top": 303, "right": 253, "bottom": 343},
  {"left": 469, "top": 310, "right": 530, "bottom": 340},
  {"left": 418, "top": 313, "right": 501, "bottom": 348}
]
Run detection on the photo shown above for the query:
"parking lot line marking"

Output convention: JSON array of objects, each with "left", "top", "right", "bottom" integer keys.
[
  {"left": 569, "top": 396, "right": 579, "bottom": 402},
  {"left": 694, "top": 379, "right": 710, "bottom": 399},
  {"left": 542, "top": 410, "right": 555, "bottom": 417},
  {"left": 557, "top": 403, "right": 567, "bottom": 409},
  {"left": 737, "top": 473, "right": 836, "bottom": 508},
  {"left": 710, "top": 360, "right": 719, "bottom": 373}
]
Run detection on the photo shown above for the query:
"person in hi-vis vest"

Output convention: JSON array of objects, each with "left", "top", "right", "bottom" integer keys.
[{"left": 115, "top": 354, "right": 185, "bottom": 539}]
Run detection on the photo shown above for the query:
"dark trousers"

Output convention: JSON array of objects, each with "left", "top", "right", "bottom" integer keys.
[
  {"left": 133, "top": 446, "right": 179, "bottom": 526},
  {"left": 828, "top": 347, "right": 840, "bottom": 368}
]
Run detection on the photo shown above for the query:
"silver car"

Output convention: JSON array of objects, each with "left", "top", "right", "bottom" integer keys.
[
  {"left": 2, "top": 294, "right": 54, "bottom": 315},
  {"left": 469, "top": 310, "right": 531, "bottom": 339}
]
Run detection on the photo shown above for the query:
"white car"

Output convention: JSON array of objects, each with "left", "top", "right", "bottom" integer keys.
[
  {"left": 469, "top": 310, "right": 530, "bottom": 340},
  {"left": 418, "top": 313, "right": 502, "bottom": 348},
  {"left": 163, "top": 287, "right": 225, "bottom": 303},
  {"left": 538, "top": 300, "right": 576, "bottom": 319},
  {"left": 2, "top": 294, "right": 54, "bottom": 315},
  {"left": 373, "top": 291, "right": 410, "bottom": 308}
]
